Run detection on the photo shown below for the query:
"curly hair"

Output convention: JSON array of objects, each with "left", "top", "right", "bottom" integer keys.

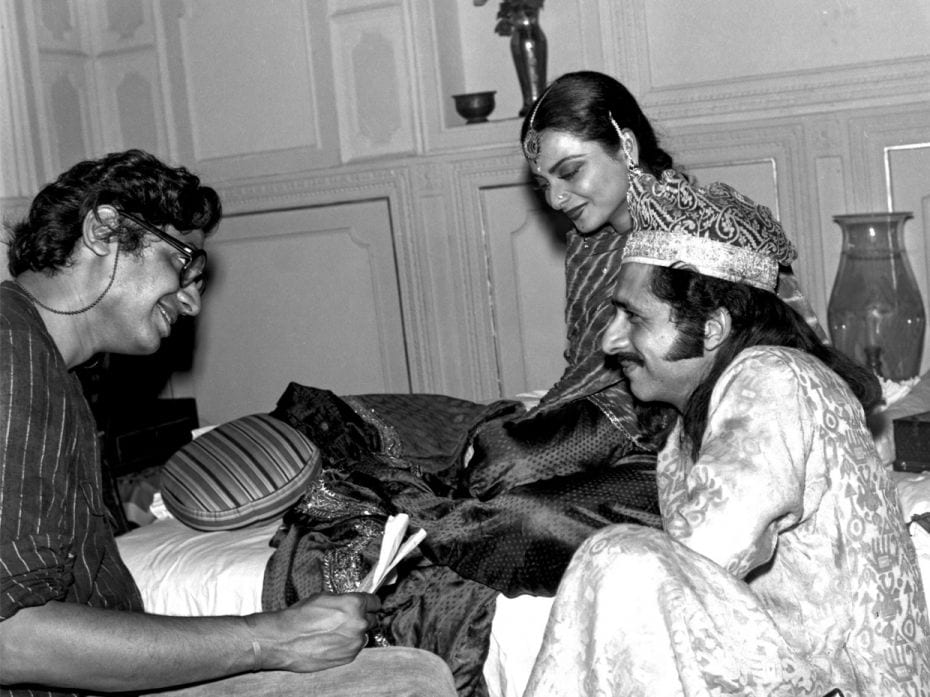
[
  {"left": 648, "top": 265, "right": 882, "bottom": 459},
  {"left": 520, "top": 71, "right": 676, "bottom": 177},
  {"left": 7, "top": 149, "right": 221, "bottom": 276}
]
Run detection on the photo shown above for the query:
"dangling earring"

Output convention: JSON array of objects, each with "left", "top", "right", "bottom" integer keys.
[
  {"left": 608, "top": 112, "right": 642, "bottom": 179},
  {"left": 620, "top": 135, "right": 635, "bottom": 164}
]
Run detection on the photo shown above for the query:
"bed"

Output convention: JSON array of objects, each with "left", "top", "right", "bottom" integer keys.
[
  {"left": 116, "top": 377, "right": 930, "bottom": 697},
  {"left": 118, "top": 482, "right": 929, "bottom": 697},
  {"left": 118, "top": 507, "right": 557, "bottom": 697}
]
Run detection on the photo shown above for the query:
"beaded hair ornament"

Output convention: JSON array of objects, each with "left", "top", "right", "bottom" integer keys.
[
  {"left": 523, "top": 86, "right": 632, "bottom": 165},
  {"left": 622, "top": 166, "right": 797, "bottom": 293},
  {"left": 522, "top": 92, "right": 547, "bottom": 163}
]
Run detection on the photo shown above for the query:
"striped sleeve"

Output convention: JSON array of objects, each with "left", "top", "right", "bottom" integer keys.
[{"left": 0, "top": 304, "right": 74, "bottom": 619}]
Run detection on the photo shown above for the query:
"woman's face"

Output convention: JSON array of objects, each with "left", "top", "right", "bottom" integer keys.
[{"left": 527, "top": 129, "right": 632, "bottom": 234}]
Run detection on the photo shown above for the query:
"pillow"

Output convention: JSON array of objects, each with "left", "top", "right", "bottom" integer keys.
[{"left": 161, "top": 413, "right": 320, "bottom": 531}]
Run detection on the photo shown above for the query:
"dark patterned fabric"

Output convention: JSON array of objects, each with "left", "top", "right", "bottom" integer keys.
[
  {"left": 342, "top": 392, "right": 520, "bottom": 482},
  {"left": 465, "top": 397, "right": 652, "bottom": 500},
  {"left": 430, "top": 458, "right": 659, "bottom": 596},
  {"left": 262, "top": 384, "right": 661, "bottom": 697}
]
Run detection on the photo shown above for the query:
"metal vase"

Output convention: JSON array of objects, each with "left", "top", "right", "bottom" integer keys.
[{"left": 509, "top": 9, "right": 547, "bottom": 117}]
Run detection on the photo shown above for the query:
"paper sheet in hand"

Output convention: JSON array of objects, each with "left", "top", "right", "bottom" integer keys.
[{"left": 357, "top": 513, "right": 427, "bottom": 593}]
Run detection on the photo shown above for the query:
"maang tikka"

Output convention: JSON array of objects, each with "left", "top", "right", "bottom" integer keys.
[{"left": 522, "top": 90, "right": 548, "bottom": 164}]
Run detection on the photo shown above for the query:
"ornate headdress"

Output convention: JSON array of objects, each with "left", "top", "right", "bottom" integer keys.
[{"left": 621, "top": 167, "right": 797, "bottom": 292}]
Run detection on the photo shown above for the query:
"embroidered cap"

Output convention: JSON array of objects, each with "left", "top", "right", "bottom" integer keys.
[{"left": 622, "top": 168, "right": 797, "bottom": 292}]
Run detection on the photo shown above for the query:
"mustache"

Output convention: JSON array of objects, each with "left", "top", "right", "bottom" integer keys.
[{"left": 607, "top": 352, "right": 643, "bottom": 368}]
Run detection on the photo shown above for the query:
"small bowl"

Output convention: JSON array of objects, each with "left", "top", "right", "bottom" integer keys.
[{"left": 452, "top": 91, "right": 496, "bottom": 124}]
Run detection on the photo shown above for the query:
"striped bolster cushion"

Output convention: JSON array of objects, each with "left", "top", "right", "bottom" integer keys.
[{"left": 161, "top": 413, "right": 320, "bottom": 531}]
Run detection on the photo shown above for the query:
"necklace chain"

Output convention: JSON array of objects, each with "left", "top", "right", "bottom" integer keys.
[{"left": 15, "top": 247, "right": 121, "bottom": 316}]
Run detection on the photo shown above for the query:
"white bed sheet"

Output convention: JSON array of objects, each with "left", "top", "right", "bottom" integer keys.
[
  {"left": 117, "top": 514, "right": 551, "bottom": 697},
  {"left": 117, "top": 471, "right": 930, "bottom": 697},
  {"left": 119, "top": 516, "right": 277, "bottom": 617}
]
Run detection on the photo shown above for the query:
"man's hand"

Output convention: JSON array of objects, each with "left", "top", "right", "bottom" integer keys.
[
  {"left": 0, "top": 593, "right": 382, "bottom": 692},
  {"left": 249, "top": 592, "right": 381, "bottom": 673}
]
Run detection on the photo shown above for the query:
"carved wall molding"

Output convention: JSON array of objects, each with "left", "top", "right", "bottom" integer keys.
[
  {"left": 846, "top": 104, "right": 930, "bottom": 211},
  {"left": 328, "top": 0, "right": 418, "bottom": 162},
  {"left": 219, "top": 166, "right": 407, "bottom": 214},
  {"left": 808, "top": 116, "right": 846, "bottom": 155},
  {"left": 448, "top": 148, "right": 557, "bottom": 397},
  {"left": 607, "top": 1, "right": 930, "bottom": 124},
  {"left": 0, "top": 0, "right": 37, "bottom": 199},
  {"left": 645, "top": 59, "right": 930, "bottom": 124}
]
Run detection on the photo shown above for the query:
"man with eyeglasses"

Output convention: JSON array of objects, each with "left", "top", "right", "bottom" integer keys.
[{"left": 0, "top": 150, "right": 456, "bottom": 697}]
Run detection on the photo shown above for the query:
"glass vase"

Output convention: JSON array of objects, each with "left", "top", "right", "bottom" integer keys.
[
  {"left": 510, "top": 8, "right": 547, "bottom": 117},
  {"left": 827, "top": 212, "right": 926, "bottom": 380}
]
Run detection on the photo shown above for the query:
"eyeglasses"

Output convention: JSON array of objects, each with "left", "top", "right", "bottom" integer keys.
[{"left": 119, "top": 210, "right": 207, "bottom": 292}]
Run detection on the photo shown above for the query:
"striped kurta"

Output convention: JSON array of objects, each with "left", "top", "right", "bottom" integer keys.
[{"left": 1, "top": 281, "right": 143, "bottom": 697}]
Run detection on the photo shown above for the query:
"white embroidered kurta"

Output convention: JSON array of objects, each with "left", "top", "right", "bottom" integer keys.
[{"left": 524, "top": 346, "right": 930, "bottom": 697}]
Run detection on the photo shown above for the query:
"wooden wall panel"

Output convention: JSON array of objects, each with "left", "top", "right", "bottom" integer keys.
[
  {"left": 90, "top": 0, "right": 154, "bottom": 51},
  {"left": 481, "top": 184, "right": 568, "bottom": 397},
  {"left": 887, "top": 145, "right": 930, "bottom": 375},
  {"left": 173, "top": 200, "right": 410, "bottom": 424},
  {"left": 86, "top": 0, "right": 163, "bottom": 156},
  {"left": 328, "top": 0, "right": 417, "bottom": 161},
  {"left": 40, "top": 59, "right": 94, "bottom": 173},
  {"left": 610, "top": 1, "right": 930, "bottom": 121},
  {"left": 178, "top": 1, "right": 316, "bottom": 160},
  {"left": 643, "top": 1, "right": 928, "bottom": 87},
  {"left": 25, "top": 0, "right": 96, "bottom": 177},
  {"left": 0, "top": 0, "right": 37, "bottom": 198},
  {"left": 94, "top": 51, "right": 166, "bottom": 156}
]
